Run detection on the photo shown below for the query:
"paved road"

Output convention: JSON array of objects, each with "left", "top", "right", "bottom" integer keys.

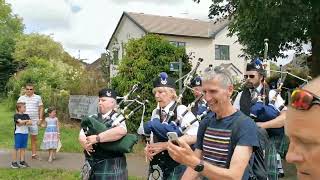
[
  {"left": 0, "top": 149, "right": 148, "bottom": 178},
  {"left": 0, "top": 149, "right": 297, "bottom": 179}
]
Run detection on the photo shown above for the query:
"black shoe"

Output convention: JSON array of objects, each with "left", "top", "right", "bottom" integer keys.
[
  {"left": 19, "top": 161, "right": 30, "bottom": 168},
  {"left": 11, "top": 162, "right": 20, "bottom": 169},
  {"left": 278, "top": 172, "right": 285, "bottom": 178}
]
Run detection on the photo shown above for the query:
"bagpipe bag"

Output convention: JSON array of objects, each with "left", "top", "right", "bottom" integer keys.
[{"left": 81, "top": 116, "right": 138, "bottom": 153}]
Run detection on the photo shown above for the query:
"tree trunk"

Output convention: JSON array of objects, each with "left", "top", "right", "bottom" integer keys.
[{"left": 310, "top": 0, "right": 320, "bottom": 77}]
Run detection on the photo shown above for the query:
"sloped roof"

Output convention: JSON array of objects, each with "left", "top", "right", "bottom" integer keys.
[
  {"left": 106, "top": 11, "right": 230, "bottom": 50},
  {"left": 125, "top": 12, "right": 230, "bottom": 38},
  {"left": 220, "top": 63, "right": 242, "bottom": 75}
]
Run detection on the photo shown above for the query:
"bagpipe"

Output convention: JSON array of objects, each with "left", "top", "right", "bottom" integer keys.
[
  {"left": 249, "top": 74, "right": 287, "bottom": 136},
  {"left": 81, "top": 84, "right": 148, "bottom": 153},
  {"left": 248, "top": 39, "right": 287, "bottom": 136},
  {"left": 145, "top": 58, "right": 205, "bottom": 180},
  {"left": 143, "top": 58, "right": 204, "bottom": 141}
]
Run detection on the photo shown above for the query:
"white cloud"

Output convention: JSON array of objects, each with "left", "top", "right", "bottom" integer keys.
[{"left": 6, "top": 0, "right": 214, "bottom": 63}]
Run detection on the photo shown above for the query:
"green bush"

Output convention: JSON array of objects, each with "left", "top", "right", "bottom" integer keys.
[{"left": 111, "top": 34, "right": 193, "bottom": 132}]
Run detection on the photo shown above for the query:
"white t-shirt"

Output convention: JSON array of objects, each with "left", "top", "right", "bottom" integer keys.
[{"left": 17, "top": 94, "right": 43, "bottom": 121}]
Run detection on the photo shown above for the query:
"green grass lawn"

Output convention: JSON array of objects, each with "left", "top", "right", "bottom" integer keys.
[
  {"left": 0, "top": 102, "right": 145, "bottom": 153},
  {"left": 0, "top": 168, "right": 144, "bottom": 180},
  {"left": 0, "top": 102, "right": 82, "bottom": 153}
]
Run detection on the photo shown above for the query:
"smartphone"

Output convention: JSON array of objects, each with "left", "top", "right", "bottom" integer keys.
[{"left": 167, "top": 132, "right": 180, "bottom": 146}]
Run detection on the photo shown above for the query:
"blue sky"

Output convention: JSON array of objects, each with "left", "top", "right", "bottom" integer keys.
[{"left": 6, "top": 0, "right": 309, "bottom": 64}]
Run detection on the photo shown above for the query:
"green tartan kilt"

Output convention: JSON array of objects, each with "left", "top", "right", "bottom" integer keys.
[
  {"left": 266, "top": 139, "right": 278, "bottom": 180},
  {"left": 148, "top": 164, "right": 186, "bottom": 180},
  {"left": 87, "top": 156, "right": 128, "bottom": 180}
]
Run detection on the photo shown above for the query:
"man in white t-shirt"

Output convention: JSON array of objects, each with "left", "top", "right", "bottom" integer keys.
[{"left": 17, "top": 83, "right": 44, "bottom": 160}]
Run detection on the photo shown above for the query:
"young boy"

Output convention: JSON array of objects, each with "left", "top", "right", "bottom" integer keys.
[{"left": 11, "top": 102, "right": 32, "bottom": 168}]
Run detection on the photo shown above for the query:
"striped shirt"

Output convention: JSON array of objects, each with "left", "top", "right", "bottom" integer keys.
[
  {"left": 203, "top": 127, "right": 232, "bottom": 168},
  {"left": 17, "top": 94, "right": 43, "bottom": 121}
]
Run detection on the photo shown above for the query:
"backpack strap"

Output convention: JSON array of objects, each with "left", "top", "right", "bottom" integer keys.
[
  {"left": 229, "top": 112, "right": 258, "bottom": 179},
  {"left": 227, "top": 112, "right": 248, "bottom": 167}
]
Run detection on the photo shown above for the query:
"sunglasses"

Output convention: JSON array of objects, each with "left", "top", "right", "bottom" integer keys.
[
  {"left": 244, "top": 75, "right": 255, "bottom": 79},
  {"left": 290, "top": 89, "right": 320, "bottom": 110},
  {"left": 26, "top": 88, "right": 33, "bottom": 90}
]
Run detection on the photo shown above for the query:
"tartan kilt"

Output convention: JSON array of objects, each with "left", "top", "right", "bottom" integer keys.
[
  {"left": 87, "top": 156, "right": 128, "bottom": 180},
  {"left": 266, "top": 137, "right": 279, "bottom": 180},
  {"left": 271, "top": 135, "right": 289, "bottom": 159},
  {"left": 148, "top": 164, "right": 186, "bottom": 180}
]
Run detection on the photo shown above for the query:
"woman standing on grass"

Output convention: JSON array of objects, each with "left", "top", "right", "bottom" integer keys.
[{"left": 40, "top": 107, "right": 60, "bottom": 162}]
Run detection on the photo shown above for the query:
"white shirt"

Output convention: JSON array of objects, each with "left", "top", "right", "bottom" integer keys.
[
  {"left": 17, "top": 94, "right": 43, "bottom": 121},
  {"left": 151, "top": 101, "right": 199, "bottom": 136},
  {"left": 233, "top": 84, "right": 286, "bottom": 111}
]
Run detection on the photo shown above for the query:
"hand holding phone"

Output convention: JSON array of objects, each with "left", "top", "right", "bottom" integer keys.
[{"left": 167, "top": 132, "right": 180, "bottom": 146}]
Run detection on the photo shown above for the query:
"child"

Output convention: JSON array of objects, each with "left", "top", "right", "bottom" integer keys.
[
  {"left": 40, "top": 107, "right": 60, "bottom": 162},
  {"left": 11, "top": 102, "right": 32, "bottom": 168}
]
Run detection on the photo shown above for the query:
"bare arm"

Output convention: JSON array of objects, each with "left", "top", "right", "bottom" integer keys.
[
  {"left": 178, "top": 134, "right": 197, "bottom": 145},
  {"left": 86, "top": 126, "right": 127, "bottom": 144},
  {"left": 257, "top": 111, "right": 286, "bottom": 129},
  {"left": 39, "top": 105, "right": 44, "bottom": 120},
  {"left": 168, "top": 140, "right": 253, "bottom": 180},
  {"left": 147, "top": 134, "right": 197, "bottom": 160},
  {"left": 98, "top": 126, "right": 127, "bottom": 142},
  {"left": 181, "top": 149, "right": 202, "bottom": 180}
]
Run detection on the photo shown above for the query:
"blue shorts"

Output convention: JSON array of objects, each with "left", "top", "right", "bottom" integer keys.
[{"left": 14, "top": 133, "right": 28, "bottom": 149}]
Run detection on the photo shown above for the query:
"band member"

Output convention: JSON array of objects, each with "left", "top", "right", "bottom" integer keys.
[
  {"left": 167, "top": 66, "right": 259, "bottom": 180},
  {"left": 143, "top": 72, "right": 199, "bottom": 179},
  {"left": 78, "top": 88, "right": 128, "bottom": 180},
  {"left": 190, "top": 76, "right": 208, "bottom": 116},
  {"left": 233, "top": 58, "right": 287, "bottom": 179}
]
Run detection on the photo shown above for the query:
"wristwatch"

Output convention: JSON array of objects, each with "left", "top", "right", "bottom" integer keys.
[
  {"left": 96, "top": 135, "right": 100, "bottom": 143},
  {"left": 194, "top": 160, "right": 204, "bottom": 172}
]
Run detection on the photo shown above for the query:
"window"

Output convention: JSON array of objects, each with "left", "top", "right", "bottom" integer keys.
[
  {"left": 170, "top": 41, "right": 186, "bottom": 48},
  {"left": 215, "top": 45, "right": 230, "bottom": 60},
  {"left": 113, "top": 50, "right": 119, "bottom": 65}
]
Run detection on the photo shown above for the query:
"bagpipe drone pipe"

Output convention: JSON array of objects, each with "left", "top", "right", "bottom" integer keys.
[{"left": 81, "top": 84, "right": 147, "bottom": 153}]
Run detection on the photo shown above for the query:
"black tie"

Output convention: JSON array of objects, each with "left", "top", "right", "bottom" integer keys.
[{"left": 160, "top": 109, "right": 167, "bottom": 122}]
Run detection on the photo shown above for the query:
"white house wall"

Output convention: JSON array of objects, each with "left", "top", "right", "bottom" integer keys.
[
  {"left": 213, "top": 26, "right": 246, "bottom": 76},
  {"left": 162, "top": 35, "right": 213, "bottom": 74},
  {"left": 107, "top": 15, "right": 146, "bottom": 77}
]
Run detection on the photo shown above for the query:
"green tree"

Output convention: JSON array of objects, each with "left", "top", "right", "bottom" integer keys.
[
  {"left": 195, "top": 0, "right": 320, "bottom": 77},
  {"left": 0, "top": 0, "right": 24, "bottom": 93},
  {"left": 6, "top": 34, "right": 105, "bottom": 120},
  {"left": 111, "top": 34, "right": 192, "bottom": 132},
  {"left": 14, "top": 33, "right": 84, "bottom": 70}
]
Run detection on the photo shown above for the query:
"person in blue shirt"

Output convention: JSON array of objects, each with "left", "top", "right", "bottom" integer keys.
[{"left": 168, "top": 66, "right": 259, "bottom": 180}]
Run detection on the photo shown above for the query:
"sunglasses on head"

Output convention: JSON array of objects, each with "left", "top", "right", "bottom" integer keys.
[
  {"left": 290, "top": 89, "right": 320, "bottom": 110},
  {"left": 244, "top": 75, "right": 255, "bottom": 79}
]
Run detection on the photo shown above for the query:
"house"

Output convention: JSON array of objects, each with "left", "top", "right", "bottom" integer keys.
[{"left": 105, "top": 11, "right": 246, "bottom": 80}]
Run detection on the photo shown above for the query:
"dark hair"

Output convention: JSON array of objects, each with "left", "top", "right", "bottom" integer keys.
[
  {"left": 16, "top": 102, "right": 26, "bottom": 111},
  {"left": 47, "top": 107, "right": 56, "bottom": 114},
  {"left": 25, "top": 83, "right": 34, "bottom": 87}
]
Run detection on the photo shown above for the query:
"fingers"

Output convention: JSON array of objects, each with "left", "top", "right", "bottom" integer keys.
[{"left": 175, "top": 139, "right": 192, "bottom": 152}]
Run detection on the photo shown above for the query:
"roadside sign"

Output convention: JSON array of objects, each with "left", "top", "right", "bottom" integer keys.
[{"left": 170, "top": 62, "right": 180, "bottom": 72}]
